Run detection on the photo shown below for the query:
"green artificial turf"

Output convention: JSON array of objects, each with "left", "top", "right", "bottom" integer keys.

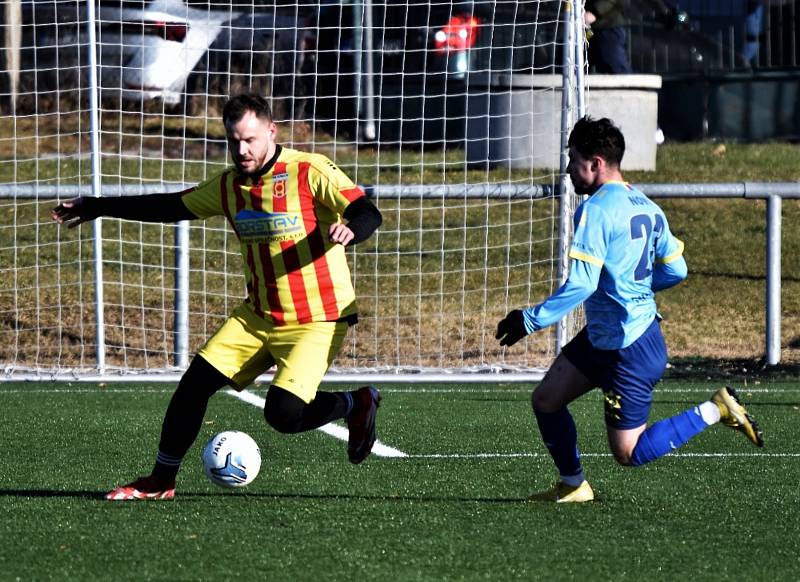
[{"left": 2, "top": 380, "right": 798, "bottom": 581}]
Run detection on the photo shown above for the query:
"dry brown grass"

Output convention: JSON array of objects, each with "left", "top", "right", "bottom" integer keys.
[{"left": 1, "top": 117, "right": 798, "bottom": 374}]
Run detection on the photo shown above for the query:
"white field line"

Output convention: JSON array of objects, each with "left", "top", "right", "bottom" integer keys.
[
  {"left": 409, "top": 452, "right": 800, "bottom": 459},
  {"left": 2, "top": 386, "right": 800, "bottom": 395},
  {"left": 226, "top": 389, "right": 408, "bottom": 459},
  {"left": 4, "top": 386, "right": 798, "bottom": 460}
]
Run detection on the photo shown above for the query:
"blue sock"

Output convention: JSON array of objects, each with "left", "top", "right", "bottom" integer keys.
[
  {"left": 629, "top": 406, "right": 709, "bottom": 467},
  {"left": 533, "top": 406, "right": 582, "bottom": 479},
  {"left": 342, "top": 392, "right": 354, "bottom": 417}
]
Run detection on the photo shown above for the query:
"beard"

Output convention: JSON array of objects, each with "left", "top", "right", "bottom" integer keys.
[
  {"left": 234, "top": 157, "right": 264, "bottom": 177},
  {"left": 569, "top": 175, "right": 601, "bottom": 196},
  {"left": 570, "top": 180, "right": 591, "bottom": 195}
]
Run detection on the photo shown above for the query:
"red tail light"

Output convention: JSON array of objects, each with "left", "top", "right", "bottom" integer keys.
[
  {"left": 160, "top": 22, "right": 188, "bottom": 42},
  {"left": 434, "top": 15, "right": 480, "bottom": 53},
  {"left": 125, "top": 21, "right": 188, "bottom": 42}
]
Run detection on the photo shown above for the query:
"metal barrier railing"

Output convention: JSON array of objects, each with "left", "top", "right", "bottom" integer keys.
[
  {"left": 6, "top": 180, "right": 797, "bottom": 370},
  {"left": 625, "top": 0, "right": 798, "bottom": 74}
]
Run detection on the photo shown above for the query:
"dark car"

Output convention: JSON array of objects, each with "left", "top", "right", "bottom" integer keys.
[
  {"left": 625, "top": 0, "right": 749, "bottom": 74},
  {"left": 310, "top": 0, "right": 746, "bottom": 144},
  {"left": 311, "top": 0, "right": 562, "bottom": 143}
]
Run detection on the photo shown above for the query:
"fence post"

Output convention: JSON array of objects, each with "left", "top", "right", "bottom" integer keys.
[
  {"left": 87, "top": 0, "right": 105, "bottom": 373},
  {"left": 174, "top": 221, "right": 190, "bottom": 368},
  {"left": 555, "top": 0, "right": 578, "bottom": 352},
  {"left": 766, "top": 193, "right": 782, "bottom": 365},
  {"left": 362, "top": 0, "right": 376, "bottom": 140}
]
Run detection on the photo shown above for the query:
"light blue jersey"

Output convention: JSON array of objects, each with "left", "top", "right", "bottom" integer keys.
[{"left": 522, "top": 181, "right": 686, "bottom": 349}]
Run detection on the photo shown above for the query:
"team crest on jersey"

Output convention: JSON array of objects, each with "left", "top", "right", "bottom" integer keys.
[
  {"left": 234, "top": 209, "right": 303, "bottom": 243},
  {"left": 272, "top": 172, "right": 289, "bottom": 198}
]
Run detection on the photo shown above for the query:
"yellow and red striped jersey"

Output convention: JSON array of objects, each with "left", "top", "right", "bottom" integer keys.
[{"left": 181, "top": 147, "right": 365, "bottom": 325}]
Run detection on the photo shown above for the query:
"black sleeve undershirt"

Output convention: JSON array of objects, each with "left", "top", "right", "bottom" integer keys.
[
  {"left": 342, "top": 197, "right": 382, "bottom": 245},
  {"left": 90, "top": 192, "right": 197, "bottom": 223},
  {"left": 87, "top": 186, "right": 380, "bottom": 243}
]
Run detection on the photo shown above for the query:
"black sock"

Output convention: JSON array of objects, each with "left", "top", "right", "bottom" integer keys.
[{"left": 152, "top": 356, "right": 228, "bottom": 480}]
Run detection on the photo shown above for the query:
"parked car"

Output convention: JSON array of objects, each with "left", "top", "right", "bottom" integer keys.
[
  {"left": 17, "top": 0, "right": 746, "bottom": 137},
  {"left": 18, "top": 0, "right": 315, "bottom": 116},
  {"left": 310, "top": 0, "right": 562, "bottom": 143},
  {"left": 310, "top": 0, "right": 746, "bottom": 144},
  {"left": 626, "top": 0, "right": 749, "bottom": 73}
]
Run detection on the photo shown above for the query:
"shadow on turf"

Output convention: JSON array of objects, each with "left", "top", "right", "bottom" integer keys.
[
  {"left": 0, "top": 489, "right": 549, "bottom": 504},
  {"left": 0, "top": 489, "right": 105, "bottom": 499},
  {"left": 168, "top": 492, "right": 535, "bottom": 504},
  {"left": 665, "top": 357, "right": 800, "bottom": 382}
]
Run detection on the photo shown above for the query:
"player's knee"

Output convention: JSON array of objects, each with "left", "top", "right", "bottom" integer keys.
[
  {"left": 531, "top": 389, "right": 559, "bottom": 414},
  {"left": 614, "top": 453, "right": 634, "bottom": 466},
  {"left": 610, "top": 447, "right": 635, "bottom": 466},
  {"left": 264, "top": 405, "right": 304, "bottom": 434},
  {"left": 263, "top": 386, "right": 305, "bottom": 434},
  {"left": 263, "top": 404, "right": 305, "bottom": 434}
]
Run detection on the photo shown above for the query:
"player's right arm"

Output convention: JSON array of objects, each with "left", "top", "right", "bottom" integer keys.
[
  {"left": 496, "top": 200, "right": 608, "bottom": 347},
  {"left": 496, "top": 258, "right": 600, "bottom": 347},
  {"left": 52, "top": 192, "right": 197, "bottom": 229}
]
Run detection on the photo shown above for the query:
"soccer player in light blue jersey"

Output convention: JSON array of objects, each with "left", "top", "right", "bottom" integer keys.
[{"left": 496, "top": 117, "right": 763, "bottom": 502}]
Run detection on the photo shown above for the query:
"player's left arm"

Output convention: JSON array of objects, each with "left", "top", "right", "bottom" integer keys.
[
  {"left": 329, "top": 197, "right": 383, "bottom": 246},
  {"left": 652, "top": 215, "right": 687, "bottom": 292},
  {"left": 309, "top": 154, "right": 383, "bottom": 246}
]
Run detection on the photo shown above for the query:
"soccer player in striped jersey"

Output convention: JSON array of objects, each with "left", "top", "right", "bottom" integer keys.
[
  {"left": 53, "top": 93, "right": 383, "bottom": 500},
  {"left": 496, "top": 117, "right": 763, "bottom": 503}
]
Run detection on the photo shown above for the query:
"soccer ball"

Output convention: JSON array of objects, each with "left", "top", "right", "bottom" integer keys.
[{"left": 201, "top": 431, "right": 262, "bottom": 488}]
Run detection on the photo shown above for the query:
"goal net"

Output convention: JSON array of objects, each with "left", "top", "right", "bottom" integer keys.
[{"left": 1, "top": 0, "right": 582, "bottom": 381}]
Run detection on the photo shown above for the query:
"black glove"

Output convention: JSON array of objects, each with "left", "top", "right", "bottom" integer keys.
[
  {"left": 495, "top": 309, "right": 528, "bottom": 347},
  {"left": 51, "top": 197, "right": 102, "bottom": 229}
]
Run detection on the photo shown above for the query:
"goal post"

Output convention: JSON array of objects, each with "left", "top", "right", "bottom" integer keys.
[{"left": 0, "top": 0, "right": 585, "bottom": 382}]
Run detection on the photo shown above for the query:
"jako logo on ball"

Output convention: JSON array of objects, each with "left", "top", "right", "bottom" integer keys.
[{"left": 201, "top": 431, "right": 261, "bottom": 488}]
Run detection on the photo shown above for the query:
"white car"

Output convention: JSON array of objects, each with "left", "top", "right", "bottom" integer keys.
[
  {"left": 21, "top": 0, "right": 315, "bottom": 108},
  {"left": 97, "top": 0, "right": 232, "bottom": 104}
]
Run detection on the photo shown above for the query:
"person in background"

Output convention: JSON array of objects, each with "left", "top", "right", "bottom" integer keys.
[
  {"left": 742, "top": 0, "right": 765, "bottom": 66},
  {"left": 585, "top": 0, "right": 633, "bottom": 74}
]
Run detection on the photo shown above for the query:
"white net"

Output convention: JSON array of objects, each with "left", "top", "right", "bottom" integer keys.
[{"left": 1, "top": 0, "right": 577, "bottom": 380}]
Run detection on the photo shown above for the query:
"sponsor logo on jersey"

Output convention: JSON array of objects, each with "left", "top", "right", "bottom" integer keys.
[{"left": 235, "top": 209, "right": 303, "bottom": 243}]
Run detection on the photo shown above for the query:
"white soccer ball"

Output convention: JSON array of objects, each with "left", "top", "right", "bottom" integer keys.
[{"left": 201, "top": 431, "right": 262, "bottom": 488}]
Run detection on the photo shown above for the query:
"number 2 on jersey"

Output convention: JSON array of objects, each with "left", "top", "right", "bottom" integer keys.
[{"left": 630, "top": 214, "right": 664, "bottom": 280}]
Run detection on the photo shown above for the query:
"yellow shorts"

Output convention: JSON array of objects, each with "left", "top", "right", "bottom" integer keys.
[{"left": 197, "top": 303, "right": 350, "bottom": 403}]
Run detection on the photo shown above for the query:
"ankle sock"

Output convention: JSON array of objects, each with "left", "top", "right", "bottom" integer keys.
[
  {"left": 560, "top": 471, "right": 586, "bottom": 487},
  {"left": 152, "top": 450, "right": 182, "bottom": 482},
  {"left": 698, "top": 400, "right": 721, "bottom": 425}
]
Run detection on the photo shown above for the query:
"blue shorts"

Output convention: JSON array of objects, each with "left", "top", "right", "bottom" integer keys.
[{"left": 561, "top": 318, "right": 667, "bottom": 429}]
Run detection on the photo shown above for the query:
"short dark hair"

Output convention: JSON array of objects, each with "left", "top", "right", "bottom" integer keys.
[
  {"left": 222, "top": 93, "right": 273, "bottom": 127},
  {"left": 567, "top": 116, "right": 625, "bottom": 167}
]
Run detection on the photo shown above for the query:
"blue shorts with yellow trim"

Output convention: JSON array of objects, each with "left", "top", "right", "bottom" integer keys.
[
  {"left": 561, "top": 318, "right": 667, "bottom": 429},
  {"left": 197, "top": 302, "right": 350, "bottom": 403}
]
